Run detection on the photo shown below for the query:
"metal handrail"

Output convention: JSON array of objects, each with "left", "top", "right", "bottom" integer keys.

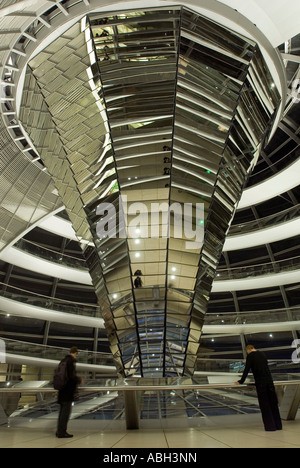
[
  {"left": 216, "top": 255, "right": 300, "bottom": 280},
  {"left": 0, "top": 337, "right": 116, "bottom": 365},
  {"left": 229, "top": 204, "right": 300, "bottom": 235},
  {"left": 0, "top": 281, "right": 100, "bottom": 318},
  {"left": 1, "top": 281, "right": 300, "bottom": 326},
  {"left": 204, "top": 305, "right": 300, "bottom": 325},
  {"left": 1, "top": 380, "right": 299, "bottom": 394},
  {"left": 14, "top": 238, "right": 87, "bottom": 270}
]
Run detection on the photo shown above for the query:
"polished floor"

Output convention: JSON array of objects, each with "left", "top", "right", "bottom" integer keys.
[{"left": 1, "top": 414, "right": 300, "bottom": 448}]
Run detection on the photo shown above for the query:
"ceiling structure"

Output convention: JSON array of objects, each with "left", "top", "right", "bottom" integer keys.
[{"left": 0, "top": 0, "right": 299, "bottom": 376}]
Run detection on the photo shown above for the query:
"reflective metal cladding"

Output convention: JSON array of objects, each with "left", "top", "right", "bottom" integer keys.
[{"left": 20, "top": 7, "right": 281, "bottom": 377}]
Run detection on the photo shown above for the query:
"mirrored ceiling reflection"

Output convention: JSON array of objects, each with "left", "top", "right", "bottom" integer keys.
[
  {"left": 23, "top": 8, "right": 280, "bottom": 378},
  {"left": 84, "top": 8, "right": 280, "bottom": 377}
]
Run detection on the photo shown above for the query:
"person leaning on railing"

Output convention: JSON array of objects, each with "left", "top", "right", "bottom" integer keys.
[{"left": 235, "top": 345, "right": 282, "bottom": 432}]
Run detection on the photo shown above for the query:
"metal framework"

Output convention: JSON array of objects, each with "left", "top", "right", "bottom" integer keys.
[{"left": 16, "top": 7, "right": 284, "bottom": 378}]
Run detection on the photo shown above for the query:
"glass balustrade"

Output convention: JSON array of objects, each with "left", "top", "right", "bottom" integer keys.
[
  {"left": 205, "top": 306, "right": 300, "bottom": 326},
  {"left": 0, "top": 282, "right": 100, "bottom": 317},
  {"left": 1, "top": 282, "right": 299, "bottom": 327},
  {"left": 0, "top": 380, "right": 262, "bottom": 422},
  {"left": 14, "top": 239, "right": 87, "bottom": 270},
  {"left": 2, "top": 374, "right": 300, "bottom": 425},
  {"left": 11, "top": 237, "right": 300, "bottom": 284},
  {"left": 13, "top": 206, "right": 300, "bottom": 272},
  {"left": 0, "top": 337, "right": 116, "bottom": 367},
  {"left": 196, "top": 358, "right": 300, "bottom": 377},
  {"left": 229, "top": 204, "right": 300, "bottom": 235},
  {"left": 216, "top": 256, "right": 300, "bottom": 280}
]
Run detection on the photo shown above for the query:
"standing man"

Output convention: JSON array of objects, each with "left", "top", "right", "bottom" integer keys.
[
  {"left": 236, "top": 344, "right": 282, "bottom": 432},
  {"left": 56, "top": 346, "right": 82, "bottom": 438}
]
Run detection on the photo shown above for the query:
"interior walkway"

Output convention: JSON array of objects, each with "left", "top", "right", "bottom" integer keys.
[{"left": 1, "top": 414, "right": 300, "bottom": 448}]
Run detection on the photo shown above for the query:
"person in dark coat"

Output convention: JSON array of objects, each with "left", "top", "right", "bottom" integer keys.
[
  {"left": 56, "top": 346, "right": 82, "bottom": 438},
  {"left": 134, "top": 276, "right": 143, "bottom": 288},
  {"left": 236, "top": 345, "right": 282, "bottom": 432}
]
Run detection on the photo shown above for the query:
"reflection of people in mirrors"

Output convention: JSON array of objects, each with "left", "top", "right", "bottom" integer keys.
[{"left": 134, "top": 276, "right": 143, "bottom": 288}]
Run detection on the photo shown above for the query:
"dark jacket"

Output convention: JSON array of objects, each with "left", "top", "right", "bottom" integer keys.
[
  {"left": 238, "top": 350, "right": 274, "bottom": 385},
  {"left": 58, "top": 354, "right": 81, "bottom": 403}
]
